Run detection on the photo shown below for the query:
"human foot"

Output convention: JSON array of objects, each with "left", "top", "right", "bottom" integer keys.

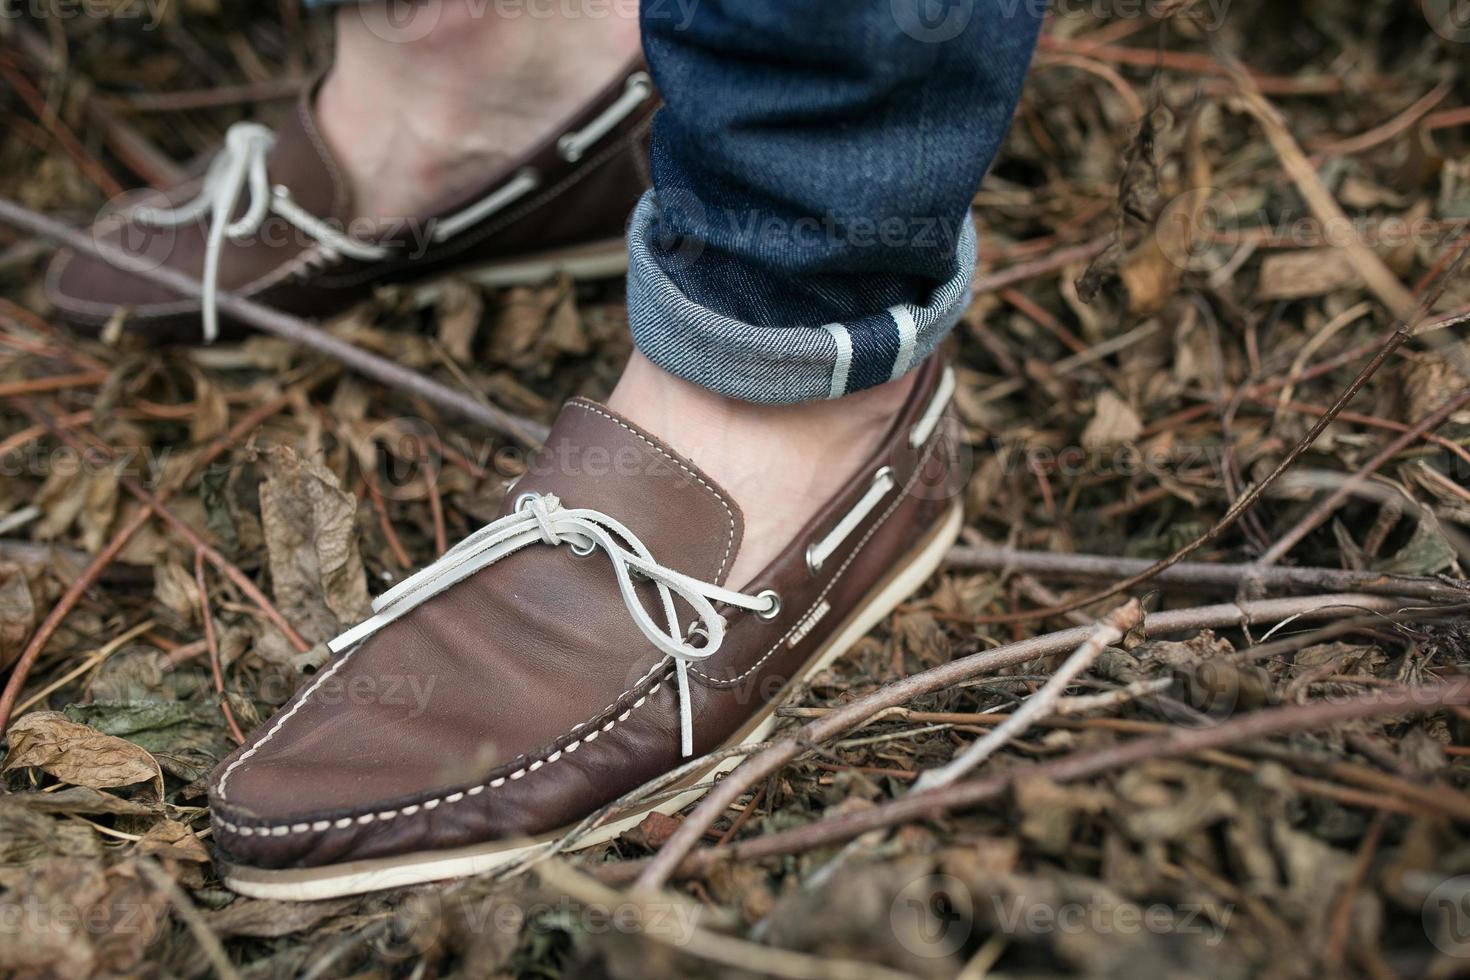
[
  {"left": 606, "top": 351, "right": 921, "bottom": 589},
  {"left": 47, "top": 27, "right": 653, "bottom": 343},
  {"left": 209, "top": 358, "right": 960, "bottom": 900},
  {"left": 316, "top": 0, "right": 643, "bottom": 222}
]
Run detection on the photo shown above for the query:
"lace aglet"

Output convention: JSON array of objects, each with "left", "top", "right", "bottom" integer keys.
[{"left": 677, "top": 662, "right": 694, "bottom": 757}]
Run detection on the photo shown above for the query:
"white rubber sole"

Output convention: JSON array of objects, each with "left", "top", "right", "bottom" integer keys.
[{"left": 221, "top": 502, "right": 963, "bottom": 901}]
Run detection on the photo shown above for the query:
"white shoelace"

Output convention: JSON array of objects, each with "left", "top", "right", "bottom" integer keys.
[
  {"left": 129, "top": 122, "right": 390, "bottom": 344},
  {"left": 327, "top": 492, "right": 777, "bottom": 756}
]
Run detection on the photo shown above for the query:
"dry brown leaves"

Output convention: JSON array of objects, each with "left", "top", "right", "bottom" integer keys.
[{"left": 0, "top": 1, "right": 1468, "bottom": 978}]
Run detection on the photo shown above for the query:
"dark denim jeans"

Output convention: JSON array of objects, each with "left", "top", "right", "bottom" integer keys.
[
  {"left": 633, "top": 0, "right": 1039, "bottom": 401},
  {"left": 308, "top": 0, "right": 1041, "bottom": 402}
]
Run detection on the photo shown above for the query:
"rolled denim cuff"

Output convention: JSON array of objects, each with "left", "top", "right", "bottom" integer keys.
[{"left": 626, "top": 192, "right": 975, "bottom": 405}]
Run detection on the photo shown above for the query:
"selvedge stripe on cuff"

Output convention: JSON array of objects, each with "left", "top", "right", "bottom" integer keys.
[{"left": 626, "top": 192, "right": 977, "bottom": 404}]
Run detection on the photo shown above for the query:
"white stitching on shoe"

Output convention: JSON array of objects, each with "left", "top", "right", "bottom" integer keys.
[
  {"left": 314, "top": 115, "right": 652, "bottom": 291},
  {"left": 211, "top": 678, "right": 669, "bottom": 835},
  {"left": 689, "top": 415, "right": 945, "bottom": 686},
  {"left": 296, "top": 96, "right": 350, "bottom": 222},
  {"left": 564, "top": 400, "right": 737, "bottom": 583},
  {"left": 211, "top": 409, "right": 939, "bottom": 838},
  {"left": 54, "top": 112, "right": 651, "bottom": 325},
  {"left": 46, "top": 242, "right": 325, "bottom": 321}
]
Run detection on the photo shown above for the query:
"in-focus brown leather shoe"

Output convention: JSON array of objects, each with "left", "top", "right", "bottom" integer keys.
[
  {"left": 45, "top": 60, "right": 655, "bottom": 345},
  {"left": 208, "top": 357, "right": 962, "bottom": 900}
]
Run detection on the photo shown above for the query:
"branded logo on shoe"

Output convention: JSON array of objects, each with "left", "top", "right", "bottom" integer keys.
[{"left": 787, "top": 600, "right": 831, "bottom": 648}]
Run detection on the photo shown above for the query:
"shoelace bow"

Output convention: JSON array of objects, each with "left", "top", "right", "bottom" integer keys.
[
  {"left": 327, "top": 492, "right": 776, "bottom": 756},
  {"left": 130, "top": 121, "right": 390, "bottom": 344}
]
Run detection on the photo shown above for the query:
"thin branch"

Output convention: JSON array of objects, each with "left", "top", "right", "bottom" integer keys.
[
  {"left": 912, "top": 599, "right": 1143, "bottom": 792},
  {"left": 0, "top": 370, "right": 108, "bottom": 398},
  {"left": 1257, "top": 384, "right": 1470, "bottom": 566},
  {"left": 0, "top": 197, "right": 549, "bottom": 446},
  {"left": 944, "top": 544, "right": 1470, "bottom": 602},
  {"left": 621, "top": 682, "right": 1470, "bottom": 885},
  {"left": 195, "top": 549, "right": 246, "bottom": 745},
  {"left": 965, "top": 227, "right": 1470, "bottom": 625},
  {"left": 0, "top": 394, "right": 300, "bottom": 731},
  {"left": 136, "top": 858, "right": 243, "bottom": 980},
  {"left": 632, "top": 593, "right": 1417, "bottom": 891},
  {"left": 1228, "top": 64, "right": 1416, "bottom": 319}
]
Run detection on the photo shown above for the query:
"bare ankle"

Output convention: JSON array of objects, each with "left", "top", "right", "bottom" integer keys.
[
  {"left": 316, "top": 0, "right": 642, "bottom": 221},
  {"left": 607, "top": 352, "right": 919, "bottom": 588}
]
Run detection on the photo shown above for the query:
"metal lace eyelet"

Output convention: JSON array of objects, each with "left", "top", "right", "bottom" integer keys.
[
  {"left": 569, "top": 538, "right": 596, "bottom": 557},
  {"left": 805, "top": 544, "right": 822, "bottom": 576},
  {"left": 514, "top": 492, "right": 537, "bottom": 513},
  {"left": 754, "top": 589, "right": 782, "bottom": 620},
  {"left": 684, "top": 621, "right": 711, "bottom": 649}
]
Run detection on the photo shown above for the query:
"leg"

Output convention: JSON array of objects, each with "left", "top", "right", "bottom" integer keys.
[
  {"left": 311, "top": 0, "right": 642, "bottom": 220},
  {"left": 48, "top": 0, "right": 650, "bottom": 341},
  {"left": 208, "top": 0, "right": 1044, "bottom": 898},
  {"left": 610, "top": 0, "right": 1041, "bottom": 586}
]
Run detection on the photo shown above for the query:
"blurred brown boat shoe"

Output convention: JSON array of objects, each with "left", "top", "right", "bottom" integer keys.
[
  {"left": 45, "top": 60, "right": 655, "bottom": 345},
  {"left": 208, "top": 357, "right": 963, "bottom": 901}
]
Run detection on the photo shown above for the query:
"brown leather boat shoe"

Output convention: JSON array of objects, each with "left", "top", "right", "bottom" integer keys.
[
  {"left": 45, "top": 60, "right": 655, "bottom": 345},
  {"left": 209, "top": 357, "right": 962, "bottom": 900}
]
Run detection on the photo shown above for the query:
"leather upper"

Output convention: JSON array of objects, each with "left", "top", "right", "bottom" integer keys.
[
  {"left": 208, "top": 357, "right": 959, "bottom": 870},
  {"left": 46, "top": 61, "right": 655, "bottom": 343}
]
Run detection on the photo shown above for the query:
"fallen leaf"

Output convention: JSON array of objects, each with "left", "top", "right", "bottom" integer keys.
[
  {"left": 436, "top": 279, "right": 484, "bottom": 362},
  {"left": 5, "top": 786, "right": 160, "bottom": 817},
  {"left": 1257, "top": 248, "right": 1361, "bottom": 301},
  {"left": 136, "top": 819, "right": 211, "bottom": 863},
  {"left": 152, "top": 556, "right": 200, "bottom": 622},
  {"left": 258, "top": 444, "right": 372, "bottom": 653},
  {"left": 1082, "top": 390, "right": 1143, "bottom": 448},
  {"left": 3, "top": 711, "right": 161, "bottom": 789},
  {"left": 622, "top": 811, "right": 682, "bottom": 850},
  {"left": 189, "top": 371, "right": 230, "bottom": 443},
  {"left": 1373, "top": 514, "right": 1456, "bottom": 575},
  {"left": 0, "top": 561, "right": 36, "bottom": 671}
]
